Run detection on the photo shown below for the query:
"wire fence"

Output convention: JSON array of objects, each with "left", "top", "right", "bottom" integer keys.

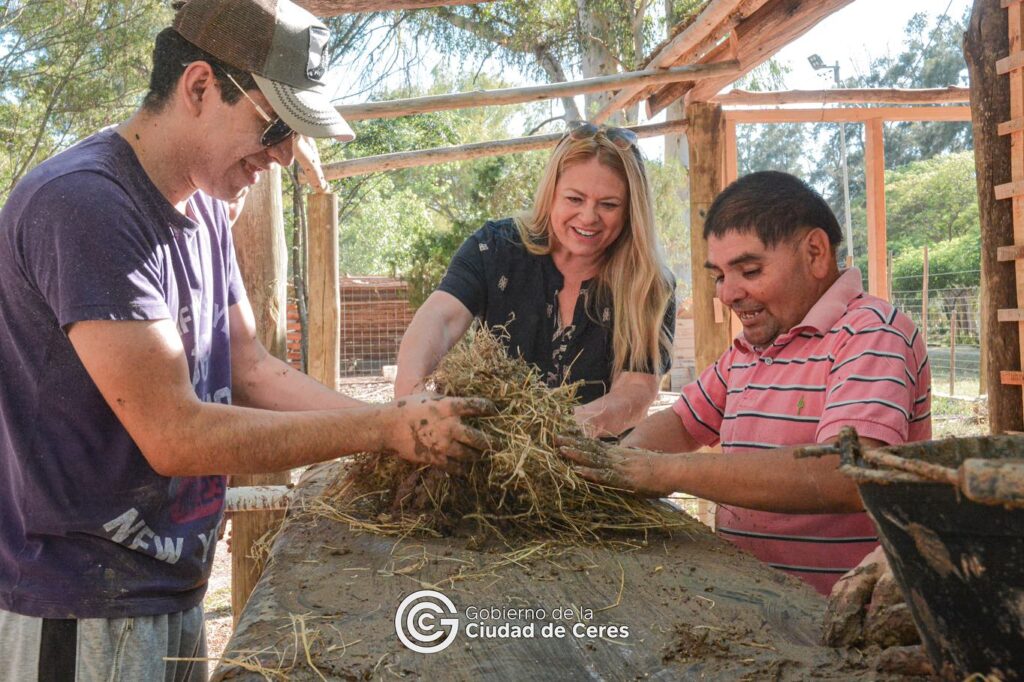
[{"left": 890, "top": 268, "right": 981, "bottom": 398}]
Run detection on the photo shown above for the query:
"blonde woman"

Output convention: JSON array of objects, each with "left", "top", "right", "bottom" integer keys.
[{"left": 395, "top": 122, "right": 675, "bottom": 437}]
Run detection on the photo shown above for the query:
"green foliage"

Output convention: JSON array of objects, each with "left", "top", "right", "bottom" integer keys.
[
  {"left": 853, "top": 152, "right": 979, "bottom": 294},
  {"left": 890, "top": 232, "right": 980, "bottom": 293},
  {"left": 647, "top": 157, "right": 691, "bottom": 299},
  {"left": 808, "top": 9, "right": 972, "bottom": 225},
  {"left": 883, "top": 151, "right": 979, "bottom": 251},
  {"left": 0, "top": 1, "right": 170, "bottom": 199},
  {"left": 734, "top": 63, "right": 810, "bottom": 177},
  {"left": 321, "top": 71, "right": 549, "bottom": 305},
  {"left": 415, "top": 0, "right": 702, "bottom": 78},
  {"left": 851, "top": 10, "right": 972, "bottom": 166}
]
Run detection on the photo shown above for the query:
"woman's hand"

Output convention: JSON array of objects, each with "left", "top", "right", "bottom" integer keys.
[
  {"left": 383, "top": 393, "right": 496, "bottom": 468},
  {"left": 558, "top": 435, "right": 675, "bottom": 497}
]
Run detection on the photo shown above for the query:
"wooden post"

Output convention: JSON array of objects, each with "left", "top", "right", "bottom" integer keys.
[
  {"left": 965, "top": 0, "right": 1021, "bottom": 430},
  {"left": 723, "top": 120, "right": 739, "bottom": 185},
  {"left": 723, "top": 120, "right": 743, "bottom": 338},
  {"left": 980, "top": 280, "right": 988, "bottom": 395},
  {"left": 228, "top": 167, "right": 290, "bottom": 624},
  {"left": 886, "top": 250, "right": 893, "bottom": 303},
  {"left": 922, "top": 245, "right": 929, "bottom": 345},
  {"left": 688, "top": 102, "right": 732, "bottom": 373},
  {"left": 864, "top": 118, "right": 888, "bottom": 299},
  {"left": 950, "top": 307, "right": 958, "bottom": 397},
  {"left": 307, "top": 192, "right": 340, "bottom": 390}
]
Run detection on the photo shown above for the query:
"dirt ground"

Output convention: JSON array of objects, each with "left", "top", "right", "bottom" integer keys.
[{"left": 203, "top": 378, "right": 395, "bottom": 671}]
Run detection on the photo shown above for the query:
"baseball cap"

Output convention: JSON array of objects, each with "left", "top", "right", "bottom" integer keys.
[{"left": 172, "top": 0, "right": 354, "bottom": 142}]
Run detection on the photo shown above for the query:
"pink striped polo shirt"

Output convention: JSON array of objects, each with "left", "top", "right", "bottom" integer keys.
[{"left": 673, "top": 268, "right": 931, "bottom": 594}]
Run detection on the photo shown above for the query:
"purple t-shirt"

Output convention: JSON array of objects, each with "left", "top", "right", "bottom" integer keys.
[{"left": 0, "top": 129, "right": 245, "bottom": 618}]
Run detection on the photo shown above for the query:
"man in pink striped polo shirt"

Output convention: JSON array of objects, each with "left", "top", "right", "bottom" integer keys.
[{"left": 565, "top": 171, "right": 931, "bottom": 595}]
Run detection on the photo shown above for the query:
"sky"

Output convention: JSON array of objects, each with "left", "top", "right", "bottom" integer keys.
[
  {"left": 629, "top": 0, "right": 972, "bottom": 159},
  {"left": 775, "top": 0, "right": 971, "bottom": 90}
]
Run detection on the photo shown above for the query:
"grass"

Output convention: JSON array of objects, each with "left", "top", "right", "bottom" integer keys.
[{"left": 930, "top": 393, "right": 988, "bottom": 439}]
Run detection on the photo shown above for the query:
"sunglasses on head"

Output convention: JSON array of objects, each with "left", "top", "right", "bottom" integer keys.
[
  {"left": 220, "top": 70, "right": 295, "bottom": 148},
  {"left": 566, "top": 120, "right": 639, "bottom": 151}
]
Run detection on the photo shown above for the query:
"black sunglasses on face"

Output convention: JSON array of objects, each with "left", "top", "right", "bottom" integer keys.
[
  {"left": 221, "top": 71, "right": 295, "bottom": 148},
  {"left": 566, "top": 120, "right": 639, "bottom": 150}
]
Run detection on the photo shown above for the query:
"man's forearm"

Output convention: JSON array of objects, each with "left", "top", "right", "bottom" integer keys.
[
  {"left": 141, "top": 400, "right": 394, "bottom": 476},
  {"left": 622, "top": 406, "right": 701, "bottom": 452},
  {"left": 233, "top": 349, "right": 362, "bottom": 411},
  {"left": 654, "top": 447, "right": 863, "bottom": 513}
]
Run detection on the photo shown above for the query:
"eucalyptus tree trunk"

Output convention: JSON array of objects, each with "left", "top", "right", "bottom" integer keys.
[
  {"left": 576, "top": 0, "right": 623, "bottom": 122},
  {"left": 965, "top": 0, "right": 1021, "bottom": 432}
]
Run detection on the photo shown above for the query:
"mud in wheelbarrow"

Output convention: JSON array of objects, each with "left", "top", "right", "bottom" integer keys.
[{"left": 830, "top": 428, "right": 1024, "bottom": 680}]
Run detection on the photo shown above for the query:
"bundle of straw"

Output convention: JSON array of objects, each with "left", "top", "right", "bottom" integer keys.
[{"left": 321, "top": 326, "right": 696, "bottom": 547}]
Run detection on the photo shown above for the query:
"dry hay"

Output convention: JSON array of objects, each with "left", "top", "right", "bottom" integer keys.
[
  {"left": 311, "top": 326, "right": 698, "bottom": 550},
  {"left": 171, "top": 613, "right": 350, "bottom": 681}
]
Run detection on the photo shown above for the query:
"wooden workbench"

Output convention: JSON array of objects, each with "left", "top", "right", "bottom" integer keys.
[{"left": 212, "top": 461, "right": 875, "bottom": 680}]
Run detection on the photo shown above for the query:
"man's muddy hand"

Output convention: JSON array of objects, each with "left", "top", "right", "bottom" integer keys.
[
  {"left": 558, "top": 435, "right": 671, "bottom": 497},
  {"left": 384, "top": 393, "right": 496, "bottom": 468},
  {"left": 824, "top": 546, "right": 920, "bottom": 648}
]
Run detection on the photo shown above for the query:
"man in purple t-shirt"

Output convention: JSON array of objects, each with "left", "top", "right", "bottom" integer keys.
[{"left": 0, "top": 1, "right": 492, "bottom": 679}]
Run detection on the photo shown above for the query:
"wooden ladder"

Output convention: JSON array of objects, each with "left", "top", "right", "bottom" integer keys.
[{"left": 997, "top": 0, "right": 1024, "bottom": 391}]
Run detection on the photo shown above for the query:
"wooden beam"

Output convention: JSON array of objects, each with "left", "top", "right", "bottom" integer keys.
[
  {"left": 722, "top": 106, "right": 972, "bottom": 123},
  {"left": 648, "top": 0, "right": 857, "bottom": 116},
  {"left": 335, "top": 61, "right": 741, "bottom": 122},
  {"left": 999, "top": 116, "right": 1024, "bottom": 135},
  {"left": 319, "top": 119, "right": 689, "bottom": 181},
  {"left": 307, "top": 193, "right": 340, "bottom": 390},
  {"left": 592, "top": 0, "right": 770, "bottom": 124},
  {"left": 723, "top": 120, "right": 738, "bottom": 184},
  {"left": 1001, "top": 370, "right": 1024, "bottom": 385},
  {"left": 712, "top": 86, "right": 970, "bottom": 105},
  {"left": 996, "top": 50, "right": 1024, "bottom": 75},
  {"left": 864, "top": 118, "right": 888, "bottom": 300},
  {"left": 998, "top": 308, "right": 1024, "bottom": 322},
  {"left": 228, "top": 169, "right": 290, "bottom": 625},
  {"left": 687, "top": 102, "right": 732, "bottom": 373},
  {"left": 998, "top": 244, "right": 1024, "bottom": 261},
  {"left": 996, "top": 179, "right": 1024, "bottom": 199},
  {"left": 295, "top": 0, "right": 494, "bottom": 16}
]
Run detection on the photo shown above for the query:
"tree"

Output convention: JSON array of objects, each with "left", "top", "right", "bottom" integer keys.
[
  {"left": 890, "top": 232, "right": 980, "bottom": 340},
  {"left": 807, "top": 9, "right": 972, "bottom": 225},
  {"left": 405, "top": 0, "right": 704, "bottom": 125},
  {"left": 875, "top": 152, "right": 980, "bottom": 341},
  {"left": 965, "top": 0, "right": 1020, "bottom": 432},
  {"left": 883, "top": 151, "right": 979, "bottom": 251},
  {"left": 0, "top": 1, "right": 170, "bottom": 200},
  {"left": 313, "top": 71, "right": 550, "bottom": 304}
]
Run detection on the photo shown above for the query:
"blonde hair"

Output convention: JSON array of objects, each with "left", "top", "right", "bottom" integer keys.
[{"left": 515, "top": 132, "right": 673, "bottom": 380}]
